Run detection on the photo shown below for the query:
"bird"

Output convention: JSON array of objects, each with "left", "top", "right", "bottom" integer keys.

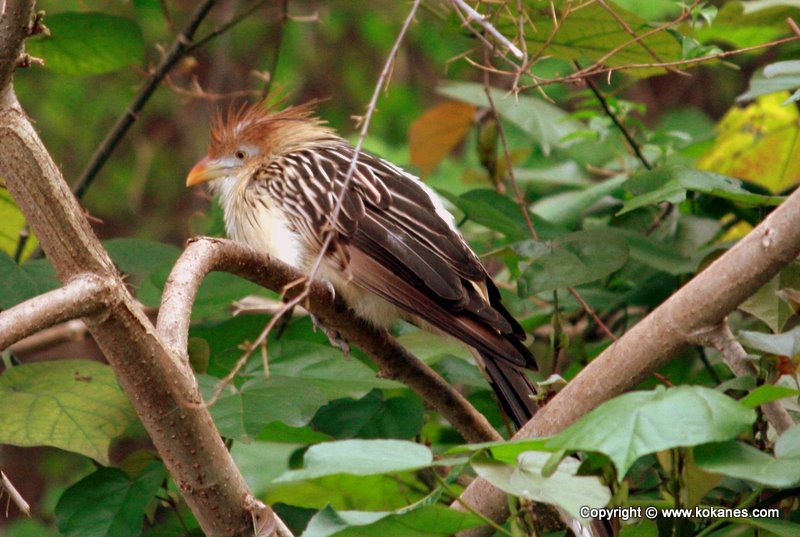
[{"left": 185, "top": 100, "right": 539, "bottom": 428}]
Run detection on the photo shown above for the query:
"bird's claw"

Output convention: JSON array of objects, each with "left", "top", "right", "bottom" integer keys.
[{"left": 311, "top": 313, "right": 350, "bottom": 357}]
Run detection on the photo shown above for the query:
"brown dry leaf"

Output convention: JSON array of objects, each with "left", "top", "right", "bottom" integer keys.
[{"left": 409, "top": 101, "right": 476, "bottom": 177}]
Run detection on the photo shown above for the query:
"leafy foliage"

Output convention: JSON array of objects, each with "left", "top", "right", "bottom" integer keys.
[{"left": 6, "top": 1, "right": 800, "bottom": 536}]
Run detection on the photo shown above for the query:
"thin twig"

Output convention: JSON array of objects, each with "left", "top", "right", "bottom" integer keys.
[
  {"left": 596, "top": 0, "right": 682, "bottom": 75},
  {"left": 261, "top": 0, "right": 289, "bottom": 99},
  {"left": 70, "top": 0, "right": 218, "bottom": 201},
  {"left": 451, "top": 0, "right": 523, "bottom": 59},
  {"left": 577, "top": 60, "right": 652, "bottom": 171},
  {"left": 185, "top": 0, "right": 273, "bottom": 54},
  {"left": 0, "top": 471, "right": 30, "bottom": 517}
]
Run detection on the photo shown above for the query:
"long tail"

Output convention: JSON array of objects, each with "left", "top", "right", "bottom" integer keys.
[{"left": 481, "top": 354, "right": 538, "bottom": 428}]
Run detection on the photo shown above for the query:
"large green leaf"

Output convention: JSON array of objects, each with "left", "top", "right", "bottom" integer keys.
[
  {"left": 274, "top": 440, "right": 432, "bottom": 483},
  {"left": 694, "top": 440, "right": 800, "bottom": 488},
  {"left": 549, "top": 386, "right": 756, "bottom": 476},
  {"left": 509, "top": 0, "right": 682, "bottom": 74},
  {"left": 301, "top": 504, "right": 483, "bottom": 537},
  {"left": 55, "top": 462, "right": 165, "bottom": 537},
  {"left": 472, "top": 452, "right": 611, "bottom": 521},
  {"left": 0, "top": 252, "right": 60, "bottom": 309},
  {"left": 620, "top": 165, "right": 784, "bottom": 214},
  {"left": 516, "top": 230, "right": 629, "bottom": 295},
  {"left": 439, "top": 188, "right": 566, "bottom": 241},
  {"left": 205, "top": 375, "right": 328, "bottom": 441},
  {"left": 27, "top": 12, "right": 144, "bottom": 75},
  {"left": 438, "top": 82, "right": 581, "bottom": 154},
  {"left": 312, "top": 391, "right": 424, "bottom": 440},
  {"left": 0, "top": 360, "right": 136, "bottom": 464}
]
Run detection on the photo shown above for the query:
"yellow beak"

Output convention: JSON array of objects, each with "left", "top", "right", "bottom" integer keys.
[{"left": 186, "top": 156, "right": 219, "bottom": 187}]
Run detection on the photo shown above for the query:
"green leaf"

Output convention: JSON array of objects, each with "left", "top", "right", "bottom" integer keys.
[
  {"left": 738, "top": 517, "right": 800, "bottom": 537},
  {"left": 739, "top": 61, "right": 800, "bottom": 102},
  {"left": 613, "top": 227, "right": 701, "bottom": 275},
  {"left": 27, "top": 13, "right": 144, "bottom": 75},
  {"left": 509, "top": 1, "right": 681, "bottom": 75},
  {"left": 447, "top": 438, "right": 553, "bottom": 464},
  {"left": 738, "top": 326, "right": 800, "bottom": 357},
  {"left": 472, "top": 452, "right": 611, "bottom": 521},
  {"left": 516, "top": 230, "right": 629, "bottom": 295},
  {"left": 532, "top": 174, "right": 628, "bottom": 228},
  {"left": 0, "top": 190, "right": 38, "bottom": 260},
  {"left": 739, "top": 384, "right": 800, "bottom": 408},
  {"left": 549, "top": 386, "right": 756, "bottom": 476},
  {"left": 274, "top": 440, "right": 433, "bottom": 483},
  {"left": 56, "top": 462, "right": 166, "bottom": 537},
  {"left": 204, "top": 375, "right": 328, "bottom": 441},
  {"left": 775, "top": 424, "right": 800, "bottom": 459},
  {"left": 231, "top": 440, "right": 302, "bottom": 495},
  {"left": 438, "top": 82, "right": 581, "bottom": 154},
  {"left": 268, "top": 340, "right": 400, "bottom": 400},
  {"left": 694, "top": 441, "right": 800, "bottom": 488},
  {"left": 103, "top": 239, "right": 181, "bottom": 282},
  {"left": 0, "top": 252, "right": 60, "bottom": 309},
  {"left": 301, "top": 504, "right": 483, "bottom": 537},
  {"left": 700, "top": 2, "right": 800, "bottom": 49},
  {"left": 201, "top": 338, "right": 397, "bottom": 440},
  {"left": 439, "top": 188, "right": 566, "bottom": 241},
  {"left": 621, "top": 165, "right": 785, "bottom": 214},
  {"left": 313, "top": 391, "right": 424, "bottom": 440},
  {"left": 0, "top": 360, "right": 136, "bottom": 464},
  {"left": 740, "top": 262, "right": 800, "bottom": 333}
]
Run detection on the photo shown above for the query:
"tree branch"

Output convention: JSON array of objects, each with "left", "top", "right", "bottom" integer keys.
[
  {"left": 157, "top": 237, "right": 502, "bottom": 444},
  {"left": 0, "top": 273, "right": 112, "bottom": 350},
  {"left": 455, "top": 186, "right": 800, "bottom": 535},
  {"left": 0, "top": 0, "right": 32, "bottom": 95},
  {"left": 0, "top": 10, "right": 289, "bottom": 530}
]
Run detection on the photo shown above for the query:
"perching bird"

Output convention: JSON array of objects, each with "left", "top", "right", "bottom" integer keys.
[{"left": 186, "top": 101, "right": 539, "bottom": 428}]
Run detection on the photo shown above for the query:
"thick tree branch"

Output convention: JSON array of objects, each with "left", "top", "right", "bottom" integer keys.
[
  {"left": 456, "top": 187, "right": 800, "bottom": 535},
  {"left": 157, "top": 237, "right": 502, "bottom": 443},
  {"left": 0, "top": 8, "right": 289, "bottom": 531},
  {"left": 0, "top": 273, "right": 112, "bottom": 350}
]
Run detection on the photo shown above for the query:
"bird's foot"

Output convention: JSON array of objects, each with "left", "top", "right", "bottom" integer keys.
[{"left": 311, "top": 313, "right": 350, "bottom": 357}]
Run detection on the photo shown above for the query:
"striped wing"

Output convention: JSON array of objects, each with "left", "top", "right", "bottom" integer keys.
[{"left": 254, "top": 141, "right": 534, "bottom": 370}]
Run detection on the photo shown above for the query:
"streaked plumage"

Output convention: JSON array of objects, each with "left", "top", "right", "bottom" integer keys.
[{"left": 187, "top": 101, "right": 539, "bottom": 427}]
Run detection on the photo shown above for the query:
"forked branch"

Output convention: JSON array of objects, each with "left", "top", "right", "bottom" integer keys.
[{"left": 157, "top": 237, "right": 502, "bottom": 444}]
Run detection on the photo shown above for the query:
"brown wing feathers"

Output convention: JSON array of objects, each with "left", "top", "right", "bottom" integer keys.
[{"left": 263, "top": 141, "right": 538, "bottom": 425}]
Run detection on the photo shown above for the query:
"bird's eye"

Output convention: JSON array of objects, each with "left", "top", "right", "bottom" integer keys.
[{"left": 234, "top": 150, "right": 247, "bottom": 160}]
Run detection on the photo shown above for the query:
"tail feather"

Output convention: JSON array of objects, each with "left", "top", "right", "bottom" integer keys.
[{"left": 481, "top": 354, "right": 538, "bottom": 428}]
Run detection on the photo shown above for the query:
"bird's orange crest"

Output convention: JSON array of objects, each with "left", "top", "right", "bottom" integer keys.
[{"left": 208, "top": 100, "right": 331, "bottom": 158}]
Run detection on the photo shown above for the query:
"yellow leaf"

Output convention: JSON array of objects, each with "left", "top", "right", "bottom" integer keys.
[
  {"left": 697, "top": 92, "right": 800, "bottom": 193},
  {"left": 409, "top": 101, "right": 476, "bottom": 177}
]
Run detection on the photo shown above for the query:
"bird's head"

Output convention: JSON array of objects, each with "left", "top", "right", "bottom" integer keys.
[{"left": 186, "top": 100, "right": 334, "bottom": 190}]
